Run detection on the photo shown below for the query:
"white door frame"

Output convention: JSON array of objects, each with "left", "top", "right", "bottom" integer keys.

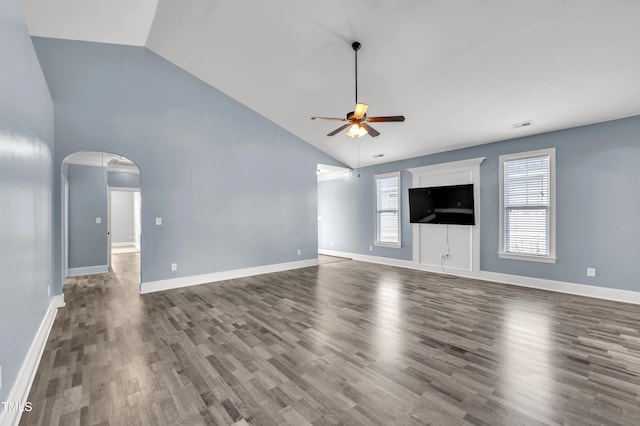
[
  {"left": 108, "top": 187, "right": 141, "bottom": 265},
  {"left": 62, "top": 167, "right": 69, "bottom": 281},
  {"left": 107, "top": 188, "right": 111, "bottom": 269}
]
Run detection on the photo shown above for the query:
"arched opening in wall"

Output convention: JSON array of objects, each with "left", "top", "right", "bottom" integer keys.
[{"left": 62, "top": 151, "right": 142, "bottom": 288}]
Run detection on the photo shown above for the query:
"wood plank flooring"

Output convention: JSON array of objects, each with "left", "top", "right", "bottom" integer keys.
[{"left": 21, "top": 254, "right": 640, "bottom": 425}]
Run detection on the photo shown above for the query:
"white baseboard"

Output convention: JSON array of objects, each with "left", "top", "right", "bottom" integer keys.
[
  {"left": 0, "top": 295, "right": 64, "bottom": 426},
  {"left": 67, "top": 265, "right": 108, "bottom": 276},
  {"left": 318, "top": 249, "right": 640, "bottom": 305},
  {"left": 111, "top": 242, "right": 137, "bottom": 248},
  {"left": 477, "top": 271, "right": 640, "bottom": 305},
  {"left": 140, "top": 258, "right": 319, "bottom": 294},
  {"left": 320, "top": 249, "right": 412, "bottom": 267}
]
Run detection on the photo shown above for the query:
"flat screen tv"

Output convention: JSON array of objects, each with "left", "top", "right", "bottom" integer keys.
[{"left": 408, "top": 184, "right": 475, "bottom": 225}]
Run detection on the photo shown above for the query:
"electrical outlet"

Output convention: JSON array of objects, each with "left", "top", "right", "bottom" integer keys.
[
  {"left": 171, "top": 263, "right": 177, "bottom": 272},
  {"left": 95, "top": 217, "right": 102, "bottom": 224},
  {"left": 369, "top": 246, "right": 373, "bottom": 251},
  {"left": 297, "top": 249, "right": 301, "bottom": 256},
  {"left": 441, "top": 253, "right": 451, "bottom": 261},
  {"left": 587, "top": 267, "right": 596, "bottom": 277},
  {"left": 155, "top": 217, "right": 162, "bottom": 225}
]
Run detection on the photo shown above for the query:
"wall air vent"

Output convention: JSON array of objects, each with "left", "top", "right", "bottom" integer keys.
[{"left": 510, "top": 120, "right": 533, "bottom": 129}]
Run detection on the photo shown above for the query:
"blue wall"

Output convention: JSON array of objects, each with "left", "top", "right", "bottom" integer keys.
[
  {"left": 32, "top": 37, "right": 342, "bottom": 290},
  {"left": 0, "top": 0, "right": 54, "bottom": 404},
  {"left": 108, "top": 170, "right": 140, "bottom": 188},
  {"left": 68, "top": 165, "right": 108, "bottom": 269},
  {"left": 319, "top": 116, "right": 640, "bottom": 292}
]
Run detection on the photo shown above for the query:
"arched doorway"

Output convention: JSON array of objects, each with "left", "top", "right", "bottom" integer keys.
[{"left": 61, "top": 151, "right": 142, "bottom": 287}]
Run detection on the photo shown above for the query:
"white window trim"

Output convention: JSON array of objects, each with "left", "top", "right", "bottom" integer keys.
[
  {"left": 498, "top": 147, "right": 556, "bottom": 263},
  {"left": 374, "top": 171, "right": 401, "bottom": 248}
]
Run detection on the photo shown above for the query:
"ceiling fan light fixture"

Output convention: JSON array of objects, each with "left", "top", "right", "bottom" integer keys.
[
  {"left": 311, "top": 41, "right": 405, "bottom": 138},
  {"left": 347, "top": 123, "right": 368, "bottom": 138}
]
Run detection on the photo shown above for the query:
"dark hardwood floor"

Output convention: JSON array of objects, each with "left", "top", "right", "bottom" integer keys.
[{"left": 21, "top": 254, "right": 640, "bottom": 425}]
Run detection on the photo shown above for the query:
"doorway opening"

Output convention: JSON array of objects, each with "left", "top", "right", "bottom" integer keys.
[
  {"left": 316, "top": 163, "right": 353, "bottom": 265},
  {"left": 62, "top": 151, "right": 141, "bottom": 287},
  {"left": 109, "top": 188, "right": 141, "bottom": 256}
]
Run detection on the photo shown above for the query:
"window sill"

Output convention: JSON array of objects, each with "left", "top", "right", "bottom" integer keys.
[
  {"left": 374, "top": 242, "right": 401, "bottom": 249},
  {"left": 498, "top": 252, "right": 557, "bottom": 263}
]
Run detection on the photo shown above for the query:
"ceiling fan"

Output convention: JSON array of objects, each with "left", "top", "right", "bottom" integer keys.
[{"left": 312, "top": 41, "right": 405, "bottom": 138}]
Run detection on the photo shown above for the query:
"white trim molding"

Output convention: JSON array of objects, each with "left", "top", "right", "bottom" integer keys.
[
  {"left": 67, "top": 265, "right": 108, "bottom": 277},
  {"left": 107, "top": 186, "right": 140, "bottom": 192},
  {"left": 406, "top": 157, "right": 486, "bottom": 176},
  {"left": 319, "top": 249, "right": 481, "bottom": 279},
  {"left": 499, "top": 147, "right": 556, "bottom": 263},
  {"left": 407, "top": 157, "right": 485, "bottom": 276},
  {"left": 111, "top": 242, "right": 138, "bottom": 248},
  {"left": 496, "top": 252, "right": 557, "bottom": 263},
  {"left": 318, "top": 249, "right": 640, "bottom": 305},
  {"left": 478, "top": 271, "right": 640, "bottom": 305},
  {"left": 140, "top": 259, "right": 319, "bottom": 294},
  {"left": 374, "top": 171, "right": 401, "bottom": 248},
  {"left": 0, "top": 296, "right": 64, "bottom": 426}
]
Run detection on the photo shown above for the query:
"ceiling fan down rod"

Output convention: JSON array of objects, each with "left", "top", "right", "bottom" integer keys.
[{"left": 353, "top": 41, "right": 361, "bottom": 105}]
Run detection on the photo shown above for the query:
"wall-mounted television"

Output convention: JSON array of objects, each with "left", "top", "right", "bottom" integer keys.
[{"left": 408, "top": 184, "right": 475, "bottom": 225}]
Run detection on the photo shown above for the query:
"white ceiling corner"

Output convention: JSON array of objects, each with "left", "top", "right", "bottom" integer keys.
[
  {"left": 22, "top": 0, "right": 640, "bottom": 168},
  {"left": 20, "top": 0, "right": 158, "bottom": 46}
]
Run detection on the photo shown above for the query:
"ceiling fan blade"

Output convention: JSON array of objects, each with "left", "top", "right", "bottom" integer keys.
[
  {"left": 367, "top": 115, "right": 405, "bottom": 122},
  {"left": 311, "top": 117, "right": 348, "bottom": 121},
  {"left": 354, "top": 103, "right": 368, "bottom": 119},
  {"left": 360, "top": 123, "right": 380, "bottom": 137},
  {"left": 327, "top": 123, "right": 351, "bottom": 136}
]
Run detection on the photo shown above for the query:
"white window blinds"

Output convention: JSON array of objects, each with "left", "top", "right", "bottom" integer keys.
[
  {"left": 375, "top": 173, "right": 400, "bottom": 245},
  {"left": 503, "top": 154, "right": 550, "bottom": 256}
]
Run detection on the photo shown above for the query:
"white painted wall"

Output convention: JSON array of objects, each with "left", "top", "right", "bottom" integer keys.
[{"left": 110, "top": 190, "right": 136, "bottom": 245}]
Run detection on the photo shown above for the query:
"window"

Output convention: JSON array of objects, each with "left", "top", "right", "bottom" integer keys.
[
  {"left": 499, "top": 148, "right": 556, "bottom": 262},
  {"left": 375, "top": 172, "right": 401, "bottom": 247}
]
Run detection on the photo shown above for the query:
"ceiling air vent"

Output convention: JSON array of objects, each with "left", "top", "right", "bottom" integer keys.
[{"left": 510, "top": 120, "right": 533, "bottom": 130}]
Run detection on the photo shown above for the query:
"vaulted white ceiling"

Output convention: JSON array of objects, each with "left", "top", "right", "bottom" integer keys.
[{"left": 20, "top": 0, "right": 640, "bottom": 167}]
